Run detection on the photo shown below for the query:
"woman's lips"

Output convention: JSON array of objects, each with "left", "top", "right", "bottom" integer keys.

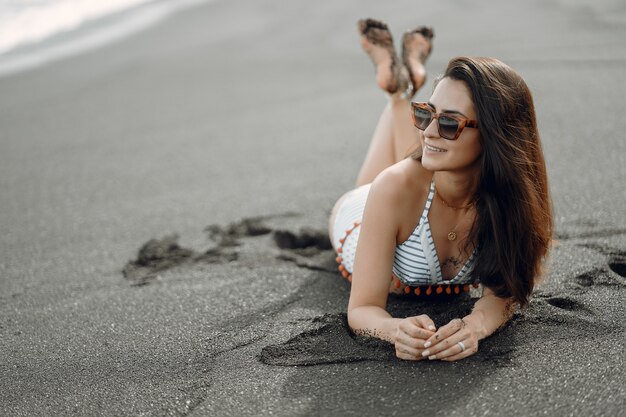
[{"left": 425, "top": 143, "right": 447, "bottom": 153}]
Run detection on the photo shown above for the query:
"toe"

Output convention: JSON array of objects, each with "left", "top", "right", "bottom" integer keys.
[
  {"left": 357, "top": 19, "right": 369, "bottom": 33},
  {"left": 421, "top": 26, "right": 434, "bottom": 39}
]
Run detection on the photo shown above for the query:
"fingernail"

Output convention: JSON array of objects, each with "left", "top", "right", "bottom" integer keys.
[
  {"left": 422, "top": 350, "right": 430, "bottom": 357},
  {"left": 424, "top": 341, "right": 431, "bottom": 348},
  {"left": 428, "top": 325, "right": 436, "bottom": 331},
  {"left": 428, "top": 355, "right": 437, "bottom": 360}
]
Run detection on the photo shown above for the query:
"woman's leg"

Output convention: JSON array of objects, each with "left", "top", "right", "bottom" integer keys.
[
  {"left": 355, "top": 96, "right": 417, "bottom": 186},
  {"left": 354, "top": 20, "right": 433, "bottom": 186},
  {"left": 332, "top": 96, "right": 416, "bottom": 242},
  {"left": 355, "top": 102, "right": 395, "bottom": 186},
  {"left": 330, "top": 20, "right": 433, "bottom": 239}
]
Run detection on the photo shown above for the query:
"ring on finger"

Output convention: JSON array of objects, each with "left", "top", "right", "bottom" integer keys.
[{"left": 457, "top": 341, "right": 466, "bottom": 352}]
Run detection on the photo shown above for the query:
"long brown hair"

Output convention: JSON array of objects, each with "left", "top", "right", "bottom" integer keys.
[{"left": 415, "top": 57, "right": 553, "bottom": 307}]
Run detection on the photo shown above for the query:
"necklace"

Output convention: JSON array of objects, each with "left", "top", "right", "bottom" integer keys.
[
  {"left": 435, "top": 188, "right": 476, "bottom": 210},
  {"left": 434, "top": 187, "right": 476, "bottom": 241}
]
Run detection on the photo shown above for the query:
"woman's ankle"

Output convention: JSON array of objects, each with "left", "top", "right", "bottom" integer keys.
[{"left": 387, "top": 89, "right": 412, "bottom": 103}]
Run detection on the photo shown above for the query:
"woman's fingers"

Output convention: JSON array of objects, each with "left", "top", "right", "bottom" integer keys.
[
  {"left": 412, "top": 314, "right": 437, "bottom": 332},
  {"left": 394, "top": 315, "right": 436, "bottom": 361},
  {"left": 395, "top": 334, "right": 427, "bottom": 360},
  {"left": 396, "top": 317, "right": 480, "bottom": 362},
  {"left": 421, "top": 332, "right": 464, "bottom": 359},
  {"left": 395, "top": 332, "right": 428, "bottom": 350},
  {"left": 440, "top": 344, "right": 478, "bottom": 361},
  {"left": 399, "top": 321, "right": 434, "bottom": 340},
  {"left": 424, "top": 318, "right": 464, "bottom": 348},
  {"left": 425, "top": 336, "right": 471, "bottom": 359},
  {"left": 420, "top": 318, "right": 479, "bottom": 360},
  {"left": 395, "top": 344, "right": 425, "bottom": 360}
]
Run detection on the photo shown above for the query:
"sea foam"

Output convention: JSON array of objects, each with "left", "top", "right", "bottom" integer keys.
[{"left": 0, "top": 0, "right": 210, "bottom": 77}]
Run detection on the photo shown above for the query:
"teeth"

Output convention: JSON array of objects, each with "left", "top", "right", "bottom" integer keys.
[{"left": 426, "top": 144, "right": 446, "bottom": 153}]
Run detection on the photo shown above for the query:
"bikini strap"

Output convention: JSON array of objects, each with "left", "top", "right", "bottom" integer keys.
[{"left": 422, "top": 178, "right": 436, "bottom": 218}]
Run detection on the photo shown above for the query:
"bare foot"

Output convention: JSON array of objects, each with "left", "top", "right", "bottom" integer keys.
[
  {"left": 358, "top": 18, "right": 407, "bottom": 95},
  {"left": 402, "top": 26, "right": 434, "bottom": 98}
]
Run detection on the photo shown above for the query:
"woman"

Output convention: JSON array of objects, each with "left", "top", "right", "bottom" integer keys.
[{"left": 328, "top": 19, "right": 552, "bottom": 362}]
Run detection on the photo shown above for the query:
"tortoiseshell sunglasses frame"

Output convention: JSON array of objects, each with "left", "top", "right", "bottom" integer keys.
[{"left": 411, "top": 102, "right": 478, "bottom": 140}]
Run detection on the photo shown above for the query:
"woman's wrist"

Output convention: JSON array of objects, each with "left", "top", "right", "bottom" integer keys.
[
  {"left": 462, "top": 311, "right": 487, "bottom": 341},
  {"left": 356, "top": 317, "right": 402, "bottom": 344},
  {"left": 382, "top": 317, "right": 403, "bottom": 343},
  {"left": 387, "top": 90, "right": 411, "bottom": 104},
  {"left": 348, "top": 306, "right": 402, "bottom": 344}
]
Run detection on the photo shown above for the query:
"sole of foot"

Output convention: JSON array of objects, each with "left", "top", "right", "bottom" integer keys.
[
  {"left": 358, "top": 18, "right": 407, "bottom": 94},
  {"left": 402, "top": 26, "right": 434, "bottom": 98}
]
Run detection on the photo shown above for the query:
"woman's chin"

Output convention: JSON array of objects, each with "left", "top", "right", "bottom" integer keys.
[
  {"left": 420, "top": 154, "right": 444, "bottom": 171},
  {"left": 421, "top": 153, "right": 483, "bottom": 174}
]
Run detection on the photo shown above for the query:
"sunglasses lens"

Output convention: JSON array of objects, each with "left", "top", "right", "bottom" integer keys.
[
  {"left": 413, "top": 106, "right": 432, "bottom": 130},
  {"left": 438, "top": 115, "right": 460, "bottom": 139}
]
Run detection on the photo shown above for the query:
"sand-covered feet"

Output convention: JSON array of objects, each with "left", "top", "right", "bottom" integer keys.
[
  {"left": 358, "top": 18, "right": 408, "bottom": 95},
  {"left": 402, "top": 26, "right": 434, "bottom": 99}
]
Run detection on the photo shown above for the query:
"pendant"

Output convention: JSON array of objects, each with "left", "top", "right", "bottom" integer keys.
[{"left": 447, "top": 231, "right": 457, "bottom": 241}]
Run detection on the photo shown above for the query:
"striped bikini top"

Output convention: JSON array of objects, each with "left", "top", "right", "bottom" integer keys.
[{"left": 392, "top": 179, "right": 477, "bottom": 286}]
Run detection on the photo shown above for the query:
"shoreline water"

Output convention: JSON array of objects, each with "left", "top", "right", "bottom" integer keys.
[
  {"left": 0, "top": 0, "right": 155, "bottom": 55},
  {"left": 0, "top": 0, "right": 210, "bottom": 78}
]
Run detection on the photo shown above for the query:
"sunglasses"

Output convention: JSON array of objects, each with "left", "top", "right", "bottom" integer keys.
[{"left": 411, "top": 102, "right": 478, "bottom": 140}]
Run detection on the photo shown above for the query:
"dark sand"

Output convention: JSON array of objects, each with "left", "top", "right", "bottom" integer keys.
[{"left": 1, "top": 0, "right": 626, "bottom": 415}]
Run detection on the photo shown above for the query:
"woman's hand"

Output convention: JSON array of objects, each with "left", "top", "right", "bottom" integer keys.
[
  {"left": 420, "top": 317, "right": 482, "bottom": 362},
  {"left": 394, "top": 314, "right": 437, "bottom": 360}
]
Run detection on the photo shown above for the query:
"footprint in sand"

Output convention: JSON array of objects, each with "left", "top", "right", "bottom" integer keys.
[
  {"left": 122, "top": 234, "right": 196, "bottom": 286},
  {"left": 122, "top": 233, "right": 239, "bottom": 286},
  {"left": 573, "top": 244, "right": 626, "bottom": 283},
  {"left": 273, "top": 228, "right": 336, "bottom": 273},
  {"left": 205, "top": 216, "right": 275, "bottom": 247},
  {"left": 122, "top": 213, "right": 334, "bottom": 285},
  {"left": 608, "top": 253, "right": 626, "bottom": 278},
  {"left": 543, "top": 296, "right": 593, "bottom": 314},
  {"left": 122, "top": 215, "right": 282, "bottom": 286},
  {"left": 572, "top": 267, "right": 626, "bottom": 288},
  {"left": 273, "top": 228, "right": 332, "bottom": 251},
  {"left": 574, "top": 269, "right": 600, "bottom": 287}
]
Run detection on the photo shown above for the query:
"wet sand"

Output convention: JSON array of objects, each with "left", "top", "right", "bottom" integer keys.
[{"left": 1, "top": 0, "right": 625, "bottom": 415}]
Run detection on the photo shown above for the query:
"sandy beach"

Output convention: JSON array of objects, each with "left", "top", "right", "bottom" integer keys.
[{"left": 1, "top": 0, "right": 625, "bottom": 415}]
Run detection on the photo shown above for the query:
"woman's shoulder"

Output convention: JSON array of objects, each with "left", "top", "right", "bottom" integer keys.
[{"left": 369, "top": 158, "right": 432, "bottom": 208}]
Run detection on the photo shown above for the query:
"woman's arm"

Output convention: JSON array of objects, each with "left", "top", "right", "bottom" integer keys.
[
  {"left": 348, "top": 306, "right": 402, "bottom": 343},
  {"left": 420, "top": 286, "right": 517, "bottom": 361},
  {"left": 463, "top": 286, "right": 517, "bottom": 340},
  {"left": 347, "top": 166, "right": 436, "bottom": 355},
  {"left": 347, "top": 169, "right": 404, "bottom": 342}
]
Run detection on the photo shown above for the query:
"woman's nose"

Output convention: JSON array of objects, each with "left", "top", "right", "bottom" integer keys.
[{"left": 423, "top": 117, "right": 439, "bottom": 138}]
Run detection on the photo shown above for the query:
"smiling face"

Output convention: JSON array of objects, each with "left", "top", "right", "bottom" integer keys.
[{"left": 418, "top": 77, "right": 482, "bottom": 175}]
